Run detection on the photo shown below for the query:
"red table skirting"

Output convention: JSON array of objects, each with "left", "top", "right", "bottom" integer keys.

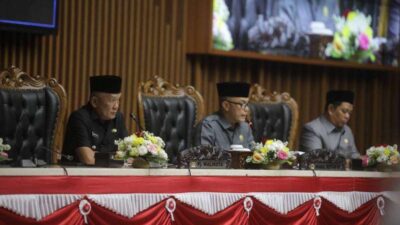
[
  {"left": 0, "top": 196, "right": 396, "bottom": 225},
  {"left": 0, "top": 175, "right": 398, "bottom": 225},
  {"left": 0, "top": 176, "right": 397, "bottom": 194}
]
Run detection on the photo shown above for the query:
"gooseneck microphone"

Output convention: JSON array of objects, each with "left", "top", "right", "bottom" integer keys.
[
  {"left": 37, "top": 146, "right": 74, "bottom": 163},
  {"left": 130, "top": 113, "right": 144, "bottom": 132},
  {"left": 14, "top": 146, "right": 73, "bottom": 167}
]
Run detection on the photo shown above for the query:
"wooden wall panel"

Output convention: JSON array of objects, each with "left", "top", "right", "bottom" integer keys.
[
  {"left": 188, "top": 56, "right": 400, "bottom": 152},
  {"left": 0, "top": 0, "right": 399, "bottom": 153},
  {"left": 0, "top": 0, "right": 189, "bottom": 133}
]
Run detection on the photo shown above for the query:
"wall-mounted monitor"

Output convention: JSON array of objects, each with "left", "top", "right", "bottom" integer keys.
[
  {"left": 0, "top": 0, "right": 57, "bottom": 33},
  {"left": 211, "top": 0, "right": 399, "bottom": 67}
]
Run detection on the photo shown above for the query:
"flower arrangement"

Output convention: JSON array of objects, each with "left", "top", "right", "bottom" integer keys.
[
  {"left": 325, "top": 10, "right": 379, "bottom": 63},
  {"left": 0, "top": 138, "right": 11, "bottom": 161},
  {"left": 212, "top": 0, "right": 234, "bottom": 51},
  {"left": 363, "top": 144, "right": 399, "bottom": 168},
  {"left": 114, "top": 131, "right": 168, "bottom": 166},
  {"left": 246, "top": 139, "right": 296, "bottom": 168}
]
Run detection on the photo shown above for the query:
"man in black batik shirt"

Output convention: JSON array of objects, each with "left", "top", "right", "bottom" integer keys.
[{"left": 63, "top": 75, "right": 128, "bottom": 165}]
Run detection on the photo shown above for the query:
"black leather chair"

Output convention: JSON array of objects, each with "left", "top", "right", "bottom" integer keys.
[
  {"left": 138, "top": 76, "right": 204, "bottom": 164},
  {"left": 0, "top": 66, "right": 67, "bottom": 165},
  {"left": 248, "top": 84, "right": 298, "bottom": 150}
]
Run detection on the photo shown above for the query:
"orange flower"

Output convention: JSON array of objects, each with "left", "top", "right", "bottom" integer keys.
[
  {"left": 390, "top": 155, "right": 399, "bottom": 165},
  {"left": 252, "top": 152, "right": 264, "bottom": 163}
]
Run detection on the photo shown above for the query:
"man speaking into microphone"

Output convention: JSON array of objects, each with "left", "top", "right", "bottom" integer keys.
[{"left": 63, "top": 75, "right": 128, "bottom": 165}]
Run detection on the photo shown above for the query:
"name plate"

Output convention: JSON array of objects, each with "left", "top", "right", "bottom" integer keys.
[{"left": 189, "top": 160, "right": 229, "bottom": 169}]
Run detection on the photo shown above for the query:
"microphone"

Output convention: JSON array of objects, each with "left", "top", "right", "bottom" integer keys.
[
  {"left": 13, "top": 146, "right": 72, "bottom": 167},
  {"left": 36, "top": 146, "right": 74, "bottom": 163},
  {"left": 130, "top": 113, "right": 144, "bottom": 132}
]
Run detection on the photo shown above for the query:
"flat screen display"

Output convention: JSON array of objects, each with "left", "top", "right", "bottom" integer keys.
[
  {"left": 0, "top": 0, "right": 57, "bottom": 31},
  {"left": 213, "top": 0, "right": 400, "bottom": 67}
]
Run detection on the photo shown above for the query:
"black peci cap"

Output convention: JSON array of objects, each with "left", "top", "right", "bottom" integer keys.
[
  {"left": 217, "top": 82, "right": 251, "bottom": 98},
  {"left": 90, "top": 75, "right": 122, "bottom": 94},
  {"left": 326, "top": 90, "right": 354, "bottom": 104}
]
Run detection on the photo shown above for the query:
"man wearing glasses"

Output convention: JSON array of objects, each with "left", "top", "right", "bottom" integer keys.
[{"left": 194, "top": 82, "right": 254, "bottom": 150}]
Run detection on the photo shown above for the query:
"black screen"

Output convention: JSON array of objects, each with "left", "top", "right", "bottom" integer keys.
[{"left": 0, "top": 0, "right": 57, "bottom": 31}]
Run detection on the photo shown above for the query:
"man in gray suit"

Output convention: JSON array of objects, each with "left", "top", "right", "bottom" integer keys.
[
  {"left": 194, "top": 82, "right": 254, "bottom": 150},
  {"left": 300, "top": 90, "right": 360, "bottom": 159}
]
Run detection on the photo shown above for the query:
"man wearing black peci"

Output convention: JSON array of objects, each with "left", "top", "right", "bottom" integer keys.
[
  {"left": 300, "top": 90, "right": 360, "bottom": 159},
  {"left": 63, "top": 75, "right": 128, "bottom": 165},
  {"left": 194, "top": 82, "right": 254, "bottom": 150}
]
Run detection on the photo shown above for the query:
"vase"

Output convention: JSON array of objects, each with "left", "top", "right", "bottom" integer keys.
[
  {"left": 262, "top": 161, "right": 282, "bottom": 170},
  {"left": 131, "top": 157, "right": 150, "bottom": 168},
  {"left": 149, "top": 161, "right": 164, "bottom": 168},
  {"left": 376, "top": 163, "right": 395, "bottom": 172},
  {"left": 244, "top": 163, "right": 263, "bottom": 170}
]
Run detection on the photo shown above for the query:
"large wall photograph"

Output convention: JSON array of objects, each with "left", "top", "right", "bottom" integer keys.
[{"left": 213, "top": 0, "right": 400, "bottom": 66}]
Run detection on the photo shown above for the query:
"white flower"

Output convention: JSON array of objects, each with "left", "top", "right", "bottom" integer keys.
[
  {"left": 160, "top": 151, "right": 168, "bottom": 160},
  {"left": 213, "top": 0, "right": 230, "bottom": 21},
  {"left": 123, "top": 136, "right": 134, "bottom": 145},
  {"left": 0, "top": 138, "right": 11, "bottom": 152},
  {"left": 155, "top": 137, "right": 165, "bottom": 148},
  {"left": 115, "top": 151, "right": 126, "bottom": 159},
  {"left": 129, "top": 147, "right": 139, "bottom": 157},
  {"left": 377, "top": 155, "right": 388, "bottom": 163},
  {"left": 138, "top": 146, "right": 148, "bottom": 156}
]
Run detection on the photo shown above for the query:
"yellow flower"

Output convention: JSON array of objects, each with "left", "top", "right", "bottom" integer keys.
[
  {"left": 252, "top": 152, "right": 264, "bottom": 163},
  {"left": 260, "top": 146, "right": 268, "bottom": 154},
  {"left": 283, "top": 147, "right": 289, "bottom": 153},
  {"left": 133, "top": 137, "right": 145, "bottom": 146},
  {"left": 333, "top": 34, "right": 345, "bottom": 53},
  {"left": 266, "top": 140, "right": 273, "bottom": 146},
  {"left": 365, "top": 27, "right": 373, "bottom": 39},
  {"left": 341, "top": 25, "right": 351, "bottom": 39},
  {"left": 347, "top": 11, "right": 357, "bottom": 21},
  {"left": 384, "top": 148, "right": 391, "bottom": 156},
  {"left": 148, "top": 136, "right": 157, "bottom": 144}
]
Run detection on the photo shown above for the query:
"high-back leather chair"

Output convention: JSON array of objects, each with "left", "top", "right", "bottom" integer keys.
[
  {"left": 138, "top": 76, "right": 204, "bottom": 164},
  {"left": 248, "top": 84, "right": 298, "bottom": 150},
  {"left": 0, "top": 66, "right": 67, "bottom": 165}
]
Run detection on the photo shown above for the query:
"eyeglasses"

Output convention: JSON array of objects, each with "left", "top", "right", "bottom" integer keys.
[{"left": 225, "top": 100, "right": 249, "bottom": 109}]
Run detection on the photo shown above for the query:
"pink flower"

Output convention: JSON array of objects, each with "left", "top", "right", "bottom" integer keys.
[
  {"left": 358, "top": 33, "right": 369, "bottom": 50},
  {"left": 0, "top": 151, "right": 8, "bottom": 158},
  {"left": 277, "top": 150, "right": 288, "bottom": 160},
  {"left": 147, "top": 144, "right": 158, "bottom": 155},
  {"left": 361, "top": 155, "right": 369, "bottom": 167}
]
